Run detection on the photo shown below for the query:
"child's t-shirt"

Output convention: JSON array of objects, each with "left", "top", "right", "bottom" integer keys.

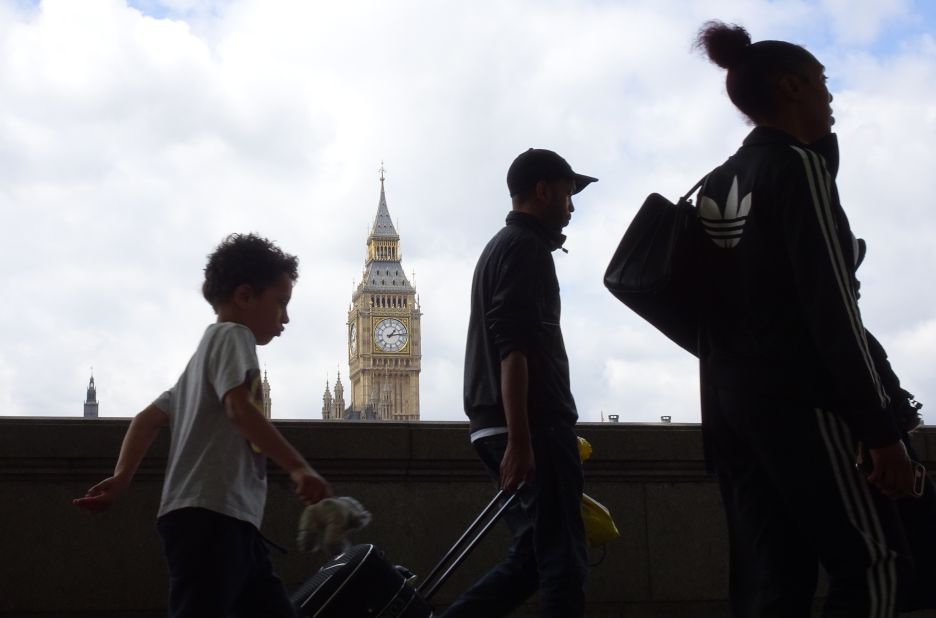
[{"left": 153, "top": 322, "right": 268, "bottom": 529}]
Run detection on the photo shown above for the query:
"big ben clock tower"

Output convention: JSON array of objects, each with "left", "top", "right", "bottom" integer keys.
[{"left": 345, "top": 167, "right": 421, "bottom": 421}]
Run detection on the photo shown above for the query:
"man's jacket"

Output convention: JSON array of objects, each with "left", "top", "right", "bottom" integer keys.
[{"left": 463, "top": 211, "right": 577, "bottom": 433}]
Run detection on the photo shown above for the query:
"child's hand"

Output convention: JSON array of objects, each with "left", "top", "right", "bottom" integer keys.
[
  {"left": 72, "top": 476, "right": 129, "bottom": 513},
  {"left": 290, "top": 468, "right": 333, "bottom": 505}
]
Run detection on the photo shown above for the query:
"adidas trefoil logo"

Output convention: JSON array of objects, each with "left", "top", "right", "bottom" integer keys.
[{"left": 699, "top": 176, "right": 752, "bottom": 249}]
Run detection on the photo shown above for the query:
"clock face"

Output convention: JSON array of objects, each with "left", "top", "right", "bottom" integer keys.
[
  {"left": 349, "top": 322, "right": 357, "bottom": 357},
  {"left": 374, "top": 318, "right": 409, "bottom": 353}
]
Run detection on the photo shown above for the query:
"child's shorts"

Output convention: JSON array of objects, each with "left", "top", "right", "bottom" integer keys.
[{"left": 156, "top": 507, "right": 297, "bottom": 618}]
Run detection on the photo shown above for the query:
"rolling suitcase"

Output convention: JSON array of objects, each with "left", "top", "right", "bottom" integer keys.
[{"left": 292, "top": 489, "right": 517, "bottom": 617}]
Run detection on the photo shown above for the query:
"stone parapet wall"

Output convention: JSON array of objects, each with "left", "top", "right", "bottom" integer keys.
[{"left": 1, "top": 418, "right": 934, "bottom": 617}]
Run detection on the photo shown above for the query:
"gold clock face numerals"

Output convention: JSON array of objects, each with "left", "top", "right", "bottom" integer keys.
[
  {"left": 374, "top": 317, "right": 409, "bottom": 353},
  {"left": 349, "top": 322, "right": 357, "bottom": 357}
]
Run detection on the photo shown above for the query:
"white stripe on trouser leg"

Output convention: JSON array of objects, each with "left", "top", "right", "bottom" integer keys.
[
  {"left": 819, "top": 411, "right": 896, "bottom": 617},
  {"left": 814, "top": 409, "right": 897, "bottom": 618},
  {"left": 822, "top": 410, "right": 898, "bottom": 618},
  {"left": 821, "top": 409, "right": 887, "bottom": 615},
  {"left": 816, "top": 409, "right": 883, "bottom": 618}
]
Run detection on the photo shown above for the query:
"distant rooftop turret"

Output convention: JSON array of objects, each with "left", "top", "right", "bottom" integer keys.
[
  {"left": 262, "top": 369, "right": 272, "bottom": 419},
  {"left": 83, "top": 371, "right": 99, "bottom": 419}
]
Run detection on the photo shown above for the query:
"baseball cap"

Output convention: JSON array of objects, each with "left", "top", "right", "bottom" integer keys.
[{"left": 506, "top": 148, "right": 598, "bottom": 197}]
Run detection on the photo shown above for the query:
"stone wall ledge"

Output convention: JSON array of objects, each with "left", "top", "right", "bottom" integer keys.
[{"left": 1, "top": 418, "right": 933, "bottom": 617}]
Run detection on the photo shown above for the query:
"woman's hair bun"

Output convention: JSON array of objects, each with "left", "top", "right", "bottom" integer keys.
[{"left": 695, "top": 20, "right": 752, "bottom": 70}]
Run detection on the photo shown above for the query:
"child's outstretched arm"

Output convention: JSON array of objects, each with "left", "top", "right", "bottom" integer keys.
[
  {"left": 73, "top": 404, "right": 169, "bottom": 513},
  {"left": 224, "top": 384, "right": 333, "bottom": 505}
]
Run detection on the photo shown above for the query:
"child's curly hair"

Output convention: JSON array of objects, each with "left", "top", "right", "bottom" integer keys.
[{"left": 202, "top": 233, "right": 299, "bottom": 308}]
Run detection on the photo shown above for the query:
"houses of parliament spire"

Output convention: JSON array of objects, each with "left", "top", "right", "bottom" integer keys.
[
  {"left": 261, "top": 369, "right": 272, "bottom": 419},
  {"left": 321, "top": 371, "right": 346, "bottom": 419},
  {"left": 83, "top": 370, "right": 99, "bottom": 418}
]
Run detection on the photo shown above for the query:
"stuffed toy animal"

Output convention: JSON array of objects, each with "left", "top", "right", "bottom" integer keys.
[{"left": 297, "top": 496, "right": 372, "bottom": 558}]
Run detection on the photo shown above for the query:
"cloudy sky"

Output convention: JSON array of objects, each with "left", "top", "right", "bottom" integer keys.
[{"left": 1, "top": 0, "right": 934, "bottom": 424}]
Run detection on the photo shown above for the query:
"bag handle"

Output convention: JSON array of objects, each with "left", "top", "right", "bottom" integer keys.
[{"left": 416, "top": 489, "right": 519, "bottom": 601}]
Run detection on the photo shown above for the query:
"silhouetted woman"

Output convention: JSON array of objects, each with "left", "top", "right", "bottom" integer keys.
[{"left": 694, "top": 20, "right": 916, "bottom": 617}]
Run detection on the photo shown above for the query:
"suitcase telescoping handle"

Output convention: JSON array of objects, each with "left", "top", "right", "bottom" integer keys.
[{"left": 416, "top": 488, "right": 519, "bottom": 602}]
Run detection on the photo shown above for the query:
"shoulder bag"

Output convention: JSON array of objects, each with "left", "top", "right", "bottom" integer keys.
[{"left": 603, "top": 175, "right": 708, "bottom": 356}]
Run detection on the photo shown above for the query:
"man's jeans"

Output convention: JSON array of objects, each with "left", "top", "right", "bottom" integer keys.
[{"left": 440, "top": 422, "right": 587, "bottom": 618}]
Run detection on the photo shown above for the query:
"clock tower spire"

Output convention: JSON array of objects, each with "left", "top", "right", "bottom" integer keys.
[{"left": 345, "top": 166, "right": 422, "bottom": 421}]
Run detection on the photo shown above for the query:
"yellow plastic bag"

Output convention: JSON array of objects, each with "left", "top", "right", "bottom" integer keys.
[
  {"left": 577, "top": 436, "right": 593, "bottom": 462},
  {"left": 576, "top": 437, "right": 618, "bottom": 547},
  {"left": 581, "top": 493, "right": 620, "bottom": 547}
]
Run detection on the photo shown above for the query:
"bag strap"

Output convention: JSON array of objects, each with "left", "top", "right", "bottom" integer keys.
[
  {"left": 680, "top": 174, "right": 710, "bottom": 203},
  {"left": 685, "top": 171, "right": 714, "bottom": 361}
]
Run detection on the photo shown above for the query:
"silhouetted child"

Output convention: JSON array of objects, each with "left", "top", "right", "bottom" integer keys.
[{"left": 74, "top": 233, "right": 331, "bottom": 617}]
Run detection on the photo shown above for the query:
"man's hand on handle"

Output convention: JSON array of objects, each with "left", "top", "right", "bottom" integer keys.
[{"left": 500, "top": 437, "right": 535, "bottom": 494}]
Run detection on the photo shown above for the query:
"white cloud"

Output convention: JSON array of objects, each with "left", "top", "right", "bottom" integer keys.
[
  {"left": 0, "top": 0, "right": 934, "bottom": 428},
  {"left": 820, "top": 0, "right": 912, "bottom": 45},
  {"left": 601, "top": 355, "right": 700, "bottom": 423}
]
